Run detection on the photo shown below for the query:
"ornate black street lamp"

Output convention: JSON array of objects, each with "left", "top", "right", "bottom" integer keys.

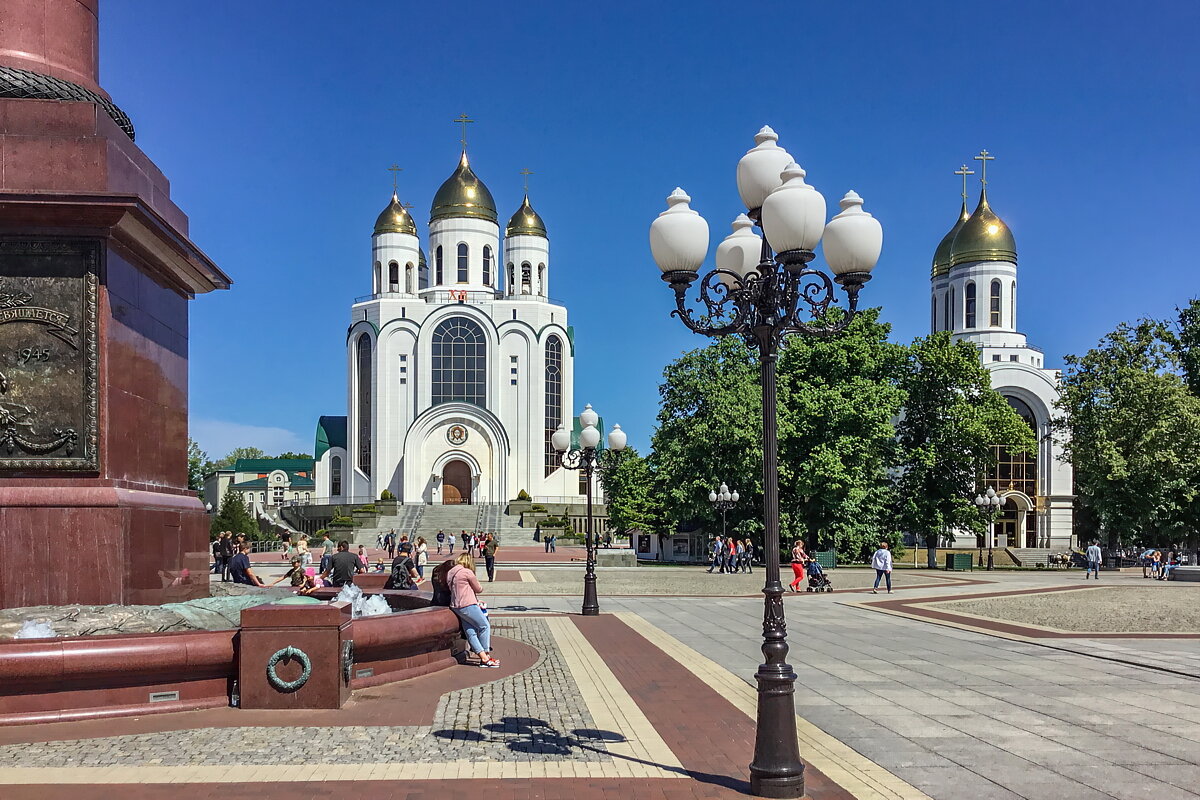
[
  {"left": 709, "top": 482, "right": 740, "bottom": 541},
  {"left": 974, "top": 487, "right": 1003, "bottom": 570},
  {"left": 552, "top": 405, "right": 627, "bottom": 616},
  {"left": 651, "top": 126, "right": 882, "bottom": 799}
]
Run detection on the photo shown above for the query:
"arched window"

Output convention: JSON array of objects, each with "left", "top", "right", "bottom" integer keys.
[
  {"left": 949, "top": 286, "right": 956, "bottom": 329},
  {"left": 330, "top": 455, "right": 342, "bottom": 496},
  {"left": 356, "top": 334, "right": 372, "bottom": 476},
  {"left": 457, "top": 243, "right": 469, "bottom": 283},
  {"left": 483, "top": 246, "right": 493, "bottom": 286},
  {"left": 432, "top": 317, "right": 486, "bottom": 407},
  {"left": 538, "top": 264, "right": 546, "bottom": 296},
  {"left": 931, "top": 295, "right": 937, "bottom": 332},
  {"left": 544, "top": 335, "right": 563, "bottom": 477},
  {"left": 405, "top": 263, "right": 415, "bottom": 293},
  {"left": 942, "top": 291, "right": 949, "bottom": 331},
  {"left": 507, "top": 263, "right": 515, "bottom": 293},
  {"left": 965, "top": 281, "right": 977, "bottom": 328},
  {"left": 987, "top": 396, "right": 1039, "bottom": 547},
  {"left": 374, "top": 261, "right": 382, "bottom": 294},
  {"left": 521, "top": 261, "right": 532, "bottom": 294},
  {"left": 990, "top": 280, "right": 1002, "bottom": 327},
  {"left": 435, "top": 245, "right": 444, "bottom": 285},
  {"left": 388, "top": 262, "right": 399, "bottom": 292},
  {"left": 1010, "top": 282, "right": 1016, "bottom": 329}
]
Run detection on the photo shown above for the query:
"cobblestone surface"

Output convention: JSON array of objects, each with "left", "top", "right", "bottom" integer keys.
[{"left": 0, "top": 619, "right": 611, "bottom": 766}]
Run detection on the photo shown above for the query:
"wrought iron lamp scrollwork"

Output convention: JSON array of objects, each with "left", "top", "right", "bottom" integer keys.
[{"left": 651, "top": 126, "right": 882, "bottom": 799}]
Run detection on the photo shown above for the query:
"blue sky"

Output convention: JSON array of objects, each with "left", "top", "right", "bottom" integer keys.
[{"left": 100, "top": 0, "right": 1198, "bottom": 458}]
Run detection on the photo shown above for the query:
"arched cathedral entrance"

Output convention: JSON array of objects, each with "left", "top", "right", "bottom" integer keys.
[{"left": 442, "top": 460, "right": 472, "bottom": 505}]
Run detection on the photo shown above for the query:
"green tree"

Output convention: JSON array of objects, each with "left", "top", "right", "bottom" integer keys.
[
  {"left": 893, "top": 332, "right": 1035, "bottom": 551},
  {"left": 1055, "top": 312, "right": 1200, "bottom": 547},
  {"left": 597, "top": 447, "right": 661, "bottom": 536},
  {"left": 187, "top": 437, "right": 208, "bottom": 496},
  {"left": 276, "top": 451, "right": 313, "bottom": 460},
  {"left": 210, "top": 446, "right": 268, "bottom": 469},
  {"left": 209, "top": 484, "right": 258, "bottom": 539}
]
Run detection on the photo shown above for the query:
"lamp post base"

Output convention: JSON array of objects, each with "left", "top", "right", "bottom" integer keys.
[{"left": 581, "top": 573, "right": 600, "bottom": 616}]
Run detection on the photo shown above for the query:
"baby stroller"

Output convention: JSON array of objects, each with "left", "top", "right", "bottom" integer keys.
[{"left": 806, "top": 559, "right": 833, "bottom": 592}]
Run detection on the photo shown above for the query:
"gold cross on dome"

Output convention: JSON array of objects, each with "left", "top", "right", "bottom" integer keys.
[
  {"left": 974, "top": 149, "right": 995, "bottom": 186},
  {"left": 401, "top": 201, "right": 414, "bottom": 211},
  {"left": 520, "top": 168, "right": 534, "bottom": 192},
  {"left": 954, "top": 164, "right": 975, "bottom": 201},
  {"left": 388, "top": 164, "right": 402, "bottom": 191},
  {"left": 454, "top": 113, "right": 475, "bottom": 149}
]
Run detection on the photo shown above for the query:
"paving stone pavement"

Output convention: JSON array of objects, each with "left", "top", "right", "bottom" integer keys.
[{"left": 0, "top": 619, "right": 611, "bottom": 766}]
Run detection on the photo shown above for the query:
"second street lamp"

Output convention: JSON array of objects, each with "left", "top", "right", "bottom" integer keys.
[
  {"left": 709, "top": 482, "right": 740, "bottom": 542},
  {"left": 552, "top": 405, "right": 627, "bottom": 616},
  {"left": 974, "top": 487, "right": 1003, "bottom": 570},
  {"left": 651, "top": 126, "right": 882, "bottom": 799}
]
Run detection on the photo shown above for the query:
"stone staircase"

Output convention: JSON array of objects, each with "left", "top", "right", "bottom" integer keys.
[
  {"left": 473, "top": 504, "right": 527, "bottom": 544},
  {"left": 1007, "top": 547, "right": 1052, "bottom": 567},
  {"left": 352, "top": 504, "right": 424, "bottom": 545},
  {"left": 413, "top": 504, "right": 483, "bottom": 543},
  {"left": 354, "top": 503, "right": 528, "bottom": 547}
]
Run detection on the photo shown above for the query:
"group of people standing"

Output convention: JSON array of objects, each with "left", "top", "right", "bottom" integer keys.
[{"left": 707, "top": 535, "right": 756, "bottom": 574}]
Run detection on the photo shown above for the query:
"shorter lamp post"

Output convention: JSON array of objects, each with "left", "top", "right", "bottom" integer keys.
[
  {"left": 974, "top": 488, "right": 1003, "bottom": 570},
  {"left": 708, "top": 483, "right": 740, "bottom": 541},
  {"left": 552, "top": 405, "right": 627, "bottom": 616}
]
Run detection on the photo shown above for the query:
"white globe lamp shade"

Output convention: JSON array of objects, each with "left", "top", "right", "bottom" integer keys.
[
  {"left": 579, "top": 424, "right": 601, "bottom": 450},
  {"left": 736, "top": 126, "right": 794, "bottom": 211},
  {"left": 761, "top": 162, "right": 826, "bottom": 254},
  {"left": 579, "top": 404, "right": 599, "bottom": 428},
  {"left": 607, "top": 424, "right": 627, "bottom": 451},
  {"left": 985, "top": 487, "right": 997, "bottom": 499},
  {"left": 551, "top": 424, "right": 571, "bottom": 452},
  {"left": 992, "top": 495, "right": 1003, "bottom": 508},
  {"left": 650, "top": 188, "right": 709, "bottom": 274},
  {"left": 714, "top": 214, "right": 763, "bottom": 287},
  {"left": 974, "top": 495, "right": 985, "bottom": 506},
  {"left": 719, "top": 483, "right": 728, "bottom": 494},
  {"left": 731, "top": 491, "right": 740, "bottom": 503},
  {"left": 709, "top": 491, "right": 718, "bottom": 503},
  {"left": 822, "top": 190, "right": 882, "bottom": 276}
]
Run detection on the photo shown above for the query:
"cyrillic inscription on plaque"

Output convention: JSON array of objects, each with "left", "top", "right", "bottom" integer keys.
[{"left": 0, "top": 239, "right": 99, "bottom": 471}]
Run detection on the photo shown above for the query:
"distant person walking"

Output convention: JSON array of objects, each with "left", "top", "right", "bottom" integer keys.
[
  {"left": 742, "top": 538, "right": 754, "bottom": 574},
  {"left": 483, "top": 533, "right": 499, "bottom": 582},
  {"left": 708, "top": 536, "right": 724, "bottom": 573},
  {"left": 788, "top": 540, "right": 807, "bottom": 592},
  {"left": 447, "top": 554, "right": 498, "bottom": 668},
  {"left": 871, "top": 541, "right": 893, "bottom": 594},
  {"left": 1085, "top": 541, "right": 1103, "bottom": 580},
  {"left": 448, "top": 531, "right": 456, "bottom": 554},
  {"left": 436, "top": 530, "right": 446, "bottom": 555},
  {"left": 387, "top": 529, "right": 397, "bottom": 559},
  {"left": 414, "top": 536, "right": 428, "bottom": 578}
]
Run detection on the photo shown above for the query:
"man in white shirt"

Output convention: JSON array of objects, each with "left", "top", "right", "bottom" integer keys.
[
  {"left": 871, "top": 542, "right": 893, "bottom": 594},
  {"left": 1085, "top": 541, "right": 1103, "bottom": 580}
]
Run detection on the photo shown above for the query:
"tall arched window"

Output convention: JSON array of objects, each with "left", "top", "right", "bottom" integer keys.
[
  {"left": 544, "top": 335, "right": 563, "bottom": 477},
  {"left": 931, "top": 295, "right": 937, "bottom": 332},
  {"left": 1010, "top": 282, "right": 1016, "bottom": 329},
  {"left": 965, "top": 281, "right": 977, "bottom": 328},
  {"left": 374, "top": 261, "right": 382, "bottom": 294},
  {"left": 483, "top": 246, "right": 493, "bottom": 286},
  {"left": 388, "top": 262, "right": 399, "bottom": 292},
  {"left": 988, "top": 396, "right": 1039, "bottom": 547},
  {"left": 356, "top": 334, "right": 372, "bottom": 476},
  {"left": 990, "top": 280, "right": 1002, "bottom": 327},
  {"left": 457, "top": 243, "right": 469, "bottom": 283},
  {"left": 521, "top": 261, "right": 532, "bottom": 294},
  {"left": 507, "top": 263, "right": 515, "bottom": 293},
  {"left": 538, "top": 264, "right": 546, "bottom": 296},
  {"left": 949, "top": 286, "right": 956, "bottom": 329},
  {"left": 432, "top": 317, "right": 486, "bottom": 406},
  {"left": 330, "top": 455, "right": 342, "bottom": 496},
  {"left": 435, "top": 246, "right": 444, "bottom": 285},
  {"left": 942, "top": 290, "right": 949, "bottom": 331},
  {"left": 405, "top": 263, "right": 415, "bottom": 293}
]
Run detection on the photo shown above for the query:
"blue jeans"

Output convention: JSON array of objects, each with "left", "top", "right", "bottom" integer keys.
[
  {"left": 1087, "top": 561, "right": 1100, "bottom": 577},
  {"left": 874, "top": 569, "right": 892, "bottom": 591},
  {"left": 453, "top": 604, "right": 491, "bottom": 654}
]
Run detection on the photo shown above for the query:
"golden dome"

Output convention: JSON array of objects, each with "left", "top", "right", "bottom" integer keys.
[
  {"left": 373, "top": 191, "right": 417, "bottom": 236},
  {"left": 949, "top": 188, "right": 1017, "bottom": 267},
  {"left": 505, "top": 194, "right": 548, "bottom": 238},
  {"left": 932, "top": 200, "right": 970, "bottom": 278},
  {"left": 430, "top": 152, "right": 497, "bottom": 223}
]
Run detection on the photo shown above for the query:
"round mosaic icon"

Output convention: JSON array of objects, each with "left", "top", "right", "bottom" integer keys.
[{"left": 447, "top": 424, "right": 468, "bottom": 445}]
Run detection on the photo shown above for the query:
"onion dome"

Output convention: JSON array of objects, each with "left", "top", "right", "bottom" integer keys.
[
  {"left": 430, "top": 151, "right": 497, "bottom": 223},
  {"left": 931, "top": 200, "right": 970, "bottom": 278},
  {"left": 373, "top": 191, "right": 417, "bottom": 236},
  {"left": 949, "top": 188, "right": 1017, "bottom": 267},
  {"left": 505, "top": 194, "right": 548, "bottom": 238}
]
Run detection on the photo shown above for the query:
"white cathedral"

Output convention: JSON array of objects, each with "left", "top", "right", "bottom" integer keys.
[
  {"left": 313, "top": 148, "right": 589, "bottom": 506},
  {"left": 931, "top": 159, "right": 1073, "bottom": 550}
]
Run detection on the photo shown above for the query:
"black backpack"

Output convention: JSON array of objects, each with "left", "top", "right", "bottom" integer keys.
[{"left": 384, "top": 557, "right": 417, "bottom": 590}]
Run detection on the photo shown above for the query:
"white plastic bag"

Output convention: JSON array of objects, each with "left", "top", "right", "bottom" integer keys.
[
  {"left": 14, "top": 620, "right": 55, "bottom": 639},
  {"left": 334, "top": 583, "right": 366, "bottom": 617},
  {"left": 360, "top": 594, "right": 392, "bottom": 617}
]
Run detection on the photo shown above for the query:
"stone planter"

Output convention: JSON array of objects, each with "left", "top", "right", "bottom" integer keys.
[
  {"left": 508, "top": 500, "right": 533, "bottom": 516},
  {"left": 376, "top": 500, "right": 398, "bottom": 515},
  {"left": 538, "top": 526, "right": 567, "bottom": 541}
]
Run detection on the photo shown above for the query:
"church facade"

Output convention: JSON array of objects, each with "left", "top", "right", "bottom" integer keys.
[
  {"left": 313, "top": 149, "right": 587, "bottom": 506},
  {"left": 931, "top": 160, "right": 1074, "bottom": 550}
]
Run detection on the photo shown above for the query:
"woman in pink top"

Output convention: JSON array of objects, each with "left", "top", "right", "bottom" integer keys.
[{"left": 447, "top": 553, "right": 498, "bottom": 668}]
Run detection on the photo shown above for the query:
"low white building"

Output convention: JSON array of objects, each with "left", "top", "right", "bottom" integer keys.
[
  {"left": 930, "top": 166, "right": 1074, "bottom": 550},
  {"left": 313, "top": 147, "right": 594, "bottom": 507},
  {"left": 203, "top": 458, "right": 316, "bottom": 513}
]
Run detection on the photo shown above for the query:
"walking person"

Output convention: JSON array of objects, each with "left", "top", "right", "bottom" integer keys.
[
  {"left": 735, "top": 538, "right": 746, "bottom": 574},
  {"left": 387, "top": 529, "right": 397, "bottom": 559},
  {"left": 414, "top": 536, "right": 428, "bottom": 579},
  {"left": 872, "top": 541, "right": 893, "bottom": 594},
  {"left": 447, "top": 554, "right": 499, "bottom": 668},
  {"left": 1085, "top": 540, "right": 1103, "bottom": 580},
  {"left": 707, "top": 536, "right": 723, "bottom": 573},
  {"left": 211, "top": 533, "right": 224, "bottom": 575},
  {"left": 219, "top": 531, "right": 235, "bottom": 581},
  {"left": 318, "top": 531, "right": 336, "bottom": 574},
  {"left": 788, "top": 540, "right": 807, "bottom": 592},
  {"left": 728, "top": 537, "right": 738, "bottom": 575},
  {"left": 743, "top": 538, "right": 755, "bottom": 574},
  {"left": 483, "top": 533, "right": 499, "bottom": 582},
  {"left": 448, "top": 531, "right": 456, "bottom": 554},
  {"left": 436, "top": 530, "right": 445, "bottom": 555}
]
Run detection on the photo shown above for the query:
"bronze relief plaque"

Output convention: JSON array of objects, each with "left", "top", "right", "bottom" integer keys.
[{"left": 0, "top": 238, "right": 99, "bottom": 471}]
